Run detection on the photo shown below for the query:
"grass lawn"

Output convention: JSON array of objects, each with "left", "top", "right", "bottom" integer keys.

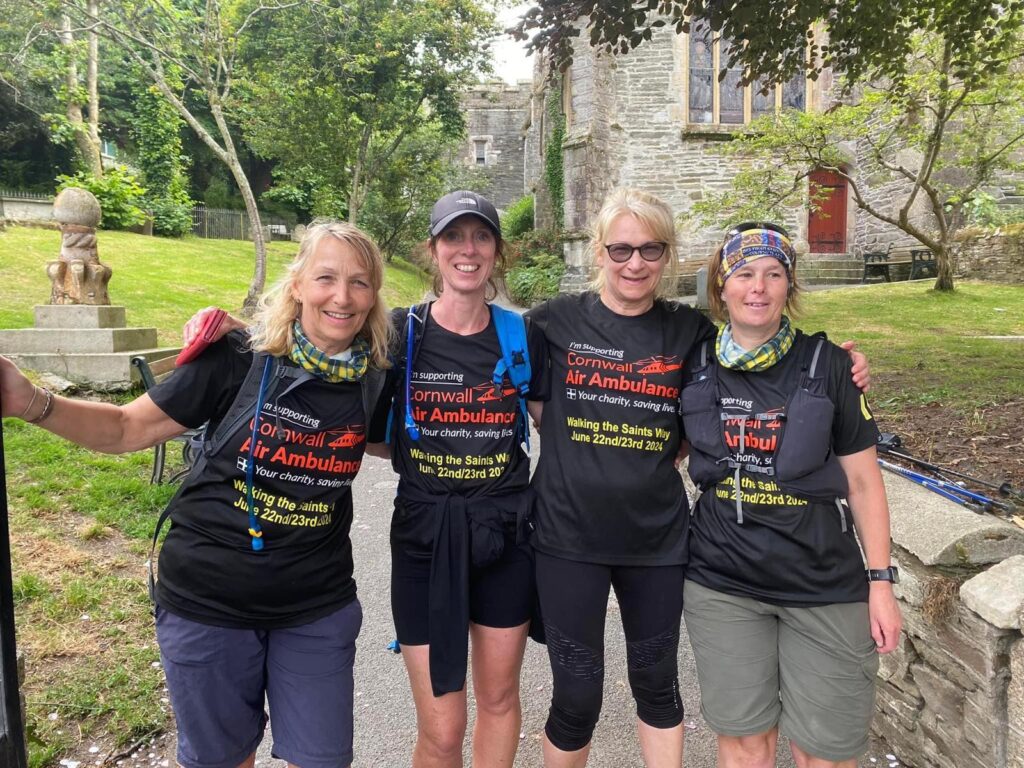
[
  {"left": 0, "top": 225, "right": 429, "bottom": 346},
  {"left": 1, "top": 227, "right": 1022, "bottom": 767},
  {"left": 0, "top": 225, "right": 429, "bottom": 766},
  {"left": 799, "top": 280, "right": 1024, "bottom": 415}
]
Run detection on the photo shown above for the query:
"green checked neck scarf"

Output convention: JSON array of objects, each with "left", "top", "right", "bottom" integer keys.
[
  {"left": 289, "top": 321, "right": 369, "bottom": 382},
  {"left": 716, "top": 315, "right": 796, "bottom": 372}
]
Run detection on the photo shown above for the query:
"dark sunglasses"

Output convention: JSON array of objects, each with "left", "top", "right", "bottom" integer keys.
[
  {"left": 604, "top": 241, "right": 667, "bottom": 263},
  {"left": 724, "top": 221, "right": 791, "bottom": 241}
]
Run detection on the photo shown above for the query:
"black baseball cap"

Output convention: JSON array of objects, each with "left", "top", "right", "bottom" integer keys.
[{"left": 429, "top": 190, "right": 501, "bottom": 238}]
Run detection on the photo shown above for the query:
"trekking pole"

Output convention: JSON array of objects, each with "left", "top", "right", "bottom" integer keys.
[
  {"left": 876, "top": 434, "right": 1023, "bottom": 501},
  {"left": 878, "top": 459, "right": 999, "bottom": 514},
  {"left": 877, "top": 459, "right": 1012, "bottom": 512}
]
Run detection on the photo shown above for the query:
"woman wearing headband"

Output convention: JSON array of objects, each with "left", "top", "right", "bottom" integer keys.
[
  {"left": 681, "top": 222, "right": 901, "bottom": 768},
  {"left": 525, "top": 195, "right": 871, "bottom": 768},
  {"left": 1, "top": 221, "right": 393, "bottom": 768}
]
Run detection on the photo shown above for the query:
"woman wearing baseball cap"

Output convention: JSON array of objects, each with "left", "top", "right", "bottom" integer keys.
[
  {"left": 179, "top": 194, "right": 545, "bottom": 767},
  {"left": 369, "top": 190, "right": 549, "bottom": 768},
  {"left": 681, "top": 222, "right": 901, "bottom": 768}
]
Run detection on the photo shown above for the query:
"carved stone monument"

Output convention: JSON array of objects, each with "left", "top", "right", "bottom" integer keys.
[
  {"left": 47, "top": 188, "right": 112, "bottom": 305},
  {"left": 0, "top": 188, "right": 178, "bottom": 389}
]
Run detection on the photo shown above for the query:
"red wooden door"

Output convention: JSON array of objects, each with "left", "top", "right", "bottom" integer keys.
[{"left": 807, "top": 169, "right": 847, "bottom": 253}]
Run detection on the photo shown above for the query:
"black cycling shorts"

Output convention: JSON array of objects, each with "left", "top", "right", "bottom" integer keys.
[{"left": 391, "top": 535, "right": 534, "bottom": 645}]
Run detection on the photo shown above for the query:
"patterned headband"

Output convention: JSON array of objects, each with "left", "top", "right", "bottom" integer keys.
[{"left": 719, "top": 227, "right": 796, "bottom": 285}]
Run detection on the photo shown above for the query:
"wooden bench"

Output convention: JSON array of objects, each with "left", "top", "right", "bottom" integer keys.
[
  {"left": 130, "top": 355, "right": 204, "bottom": 484},
  {"left": 861, "top": 243, "right": 938, "bottom": 283}
]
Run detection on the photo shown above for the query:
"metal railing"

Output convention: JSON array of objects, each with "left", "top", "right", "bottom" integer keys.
[
  {"left": 0, "top": 189, "right": 52, "bottom": 201},
  {"left": 190, "top": 205, "right": 295, "bottom": 242}
]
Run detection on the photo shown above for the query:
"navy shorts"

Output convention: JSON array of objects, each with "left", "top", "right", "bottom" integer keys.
[
  {"left": 155, "top": 600, "right": 362, "bottom": 768},
  {"left": 391, "top": 535, "right": 534, "bottom": 645}
]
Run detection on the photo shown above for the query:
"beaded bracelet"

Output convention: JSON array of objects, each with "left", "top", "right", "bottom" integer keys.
[{"left": 27, "top": 387, "right": 54, "bottom": 424}]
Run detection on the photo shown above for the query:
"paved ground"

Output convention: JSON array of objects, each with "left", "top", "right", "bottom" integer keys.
[
  {"left": 240, "top": 446, "right": 899, "bottom": 768},
  {"left": 151, "top": 287, "right": 904, "bottom": 767},
  {"left": 248, "top": 446, "right": 758, "bottom": 768}
]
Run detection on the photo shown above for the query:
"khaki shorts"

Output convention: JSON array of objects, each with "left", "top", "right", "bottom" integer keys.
[{"left": 683, "top": 579, "right": 879, "bottom": 762}]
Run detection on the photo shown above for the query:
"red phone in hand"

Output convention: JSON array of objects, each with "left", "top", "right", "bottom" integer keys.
[{"left": 175, "top": 309, "right": 228, "bottom": 366}]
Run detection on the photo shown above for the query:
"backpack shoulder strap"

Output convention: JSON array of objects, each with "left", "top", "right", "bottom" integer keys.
[
  {"left": 388, "top": 302, "right": 431, "bottom": 444},
  {"left": 490, "top": 304, "right": 532, "bottom": 449},
  {"left": 798, "top": 331, "right": 832, "bottom": 395}
]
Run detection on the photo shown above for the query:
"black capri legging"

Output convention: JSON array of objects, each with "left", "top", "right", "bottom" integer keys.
[{"left": 535, "top": 552, "right": 686, "bottom": 751}]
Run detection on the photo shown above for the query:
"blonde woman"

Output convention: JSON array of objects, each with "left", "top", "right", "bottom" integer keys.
[
  {"left": 524, "top": 194, "right": 870, "bottom": 768},
  {"left": 0, "top": 221, "right": 392, "bottom": 768}
]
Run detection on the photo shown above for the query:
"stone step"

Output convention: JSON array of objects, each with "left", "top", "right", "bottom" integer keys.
[
  {"left": 6, "top": 347, "right": 182, "bottom": 391},
  {"left": 0, "top": 327, "right": 158, "bottom": 354}
]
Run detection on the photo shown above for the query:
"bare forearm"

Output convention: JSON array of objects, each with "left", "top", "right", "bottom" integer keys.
[
  {"left": 841, "top": 449, "right": 893, "bottom": 569},
  {"left": 21, "top": 389, "right": 187, "bottom": 454}
]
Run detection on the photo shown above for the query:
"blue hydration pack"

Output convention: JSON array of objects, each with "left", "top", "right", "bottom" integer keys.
[{"left": 388, "top": 302, "right": 533, "bottom": 450}]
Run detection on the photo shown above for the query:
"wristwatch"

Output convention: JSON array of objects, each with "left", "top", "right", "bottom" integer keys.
[{"left": 866, "top": 566, "right": 900, "bottom": 584}]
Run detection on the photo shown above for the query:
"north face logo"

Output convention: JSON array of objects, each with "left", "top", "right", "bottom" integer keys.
[{"left": 456, "top": 197, "right": 478, "bottom": 205}]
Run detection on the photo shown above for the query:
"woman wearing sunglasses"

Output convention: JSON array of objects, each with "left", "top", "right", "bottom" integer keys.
[
  {"left": 524, "top": 193, "right": 871, "bottom": 768},
  {"left": 681, "top": 222, "right": 901, "bottom": 768}
]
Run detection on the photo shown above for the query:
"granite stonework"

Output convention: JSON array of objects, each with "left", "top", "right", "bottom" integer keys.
[
  {"left": 458, "top": 82, "right": 531, "bottom": 210},
  {"left": 876, "top": 473, "right": 1024, "bottom": 767},
  {"left": 955, "top": 231, "right": 1024, "bottom": 283}
]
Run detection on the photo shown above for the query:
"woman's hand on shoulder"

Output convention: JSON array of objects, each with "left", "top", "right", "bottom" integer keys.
[
  {"left": 0, "top": 356, "right": 37, "bottom": 419},
  {"left": 183, "top": 306, "right": 246, "bottom": 347},
  {"left": 868, "top": 581, "right": 902, "bottom": 654},
  {"left": 839, "top": 341, "right": 871, "bottom": 393}
]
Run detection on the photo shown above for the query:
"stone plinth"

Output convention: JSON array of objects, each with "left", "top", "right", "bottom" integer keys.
[
  {"left": 34, "top": 304, "right": 126, "bottom": 328},
  {"left": 0, "top": 328, "right": 157, "bottom": 354},
  {"left": 0, "top": 305, "right": 178, "bottom": 391}
]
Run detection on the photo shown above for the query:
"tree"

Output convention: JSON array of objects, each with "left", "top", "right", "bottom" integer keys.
[
  {"left": 512, "top": 0, "right": 1022, "bottom": 92},
  {"left": 238, "top": 0, "right": 494, "bottom": 223},
  {"left": 49, "top": 0, "right": 303, "bottom": 311},
  {"left": 0, "top": 0, "right": 103, "bottom": 175},
  {"left": 689, "top": 25, "right": 1024, "bottom": 292}
]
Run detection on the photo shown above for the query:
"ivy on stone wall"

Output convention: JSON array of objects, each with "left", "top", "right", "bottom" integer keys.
[{"left": 544, "top": 88, "right": 565, "bottom": 227}]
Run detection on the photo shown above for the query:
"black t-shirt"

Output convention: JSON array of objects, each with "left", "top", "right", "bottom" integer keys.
[
  {"left": 526, "top": 292, "right": 715, "bottom": 565},
  {"left": 389, "top": 306, "right": 549, "bottom": 499},
  {"left": 685, "top": 338, "right": 879, "bottom": 606},
  {"left": 148, "top": 336, "right": 366, "bottom": 628}
]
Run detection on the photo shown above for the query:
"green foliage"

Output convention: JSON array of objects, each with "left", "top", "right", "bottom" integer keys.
[
  {"left": 237, "top": 0, "right": 496, "bottom": 224},
  {"left": 502, "top": 195, "right": 535, "bottom": 239},
  {"left": 148, "top": 180, "right": 194, "bottom": 237},
  {"left": 689, "top": 26, "right": 1024, "bottom": 292},
  {"left": 56, "top": 166, "right": 147, "bottom": 230},
  {"left": 506, "top": 229, "right": 565, "bottom": 305},
  {"left": 544, "top": 91, "right": 566, "bottom": 227},
  {"left": 513, "top": 0, "right": 1024, "bottom": 97},
  {"left": 131, "top": 85, "right": 195, "bottom": 237},
  {"left": 357, "top": 125, "right": 463, "bottom": 261}
]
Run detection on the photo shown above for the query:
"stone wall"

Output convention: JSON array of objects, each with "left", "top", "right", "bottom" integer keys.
[
  {"left": 554, "top": 24, "right": 817, "bottom": 292},
  {"left": 956, "top": 231, "right": 1024, "bottom": 283},
  {"left": 2, "top": 196, "right": 54, "bottom": 222},
  {"left": 874, "top": 474, "right": 1024, "bottom": 767},
  {"left": 458, "top": 82, "right": 531, "bottom": 210}
]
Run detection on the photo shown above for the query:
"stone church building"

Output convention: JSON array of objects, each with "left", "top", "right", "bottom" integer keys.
[{"left": 458, "top": 23, "right": 985, "bottom": 292}]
